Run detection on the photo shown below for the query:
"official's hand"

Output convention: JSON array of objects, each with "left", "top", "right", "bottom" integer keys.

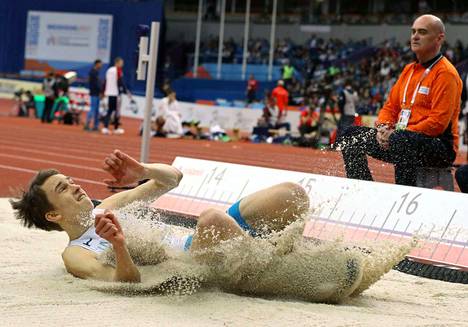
[
  {"left": 95, "top": 211, "right": 125, "bottom": 246},
  {"left": 103, "top": 149, "right": 146, "bottom": 187},
  {"left": 376, "top": 125, "right": 394, "bottom": 150}
]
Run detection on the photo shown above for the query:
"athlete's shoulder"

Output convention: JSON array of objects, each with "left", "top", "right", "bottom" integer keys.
[
  {"left": 62, "top": 244, "right": 97, "bottom": 262},
  {"left": 62, "top": 245, "right": 97, "bottom": 273}
]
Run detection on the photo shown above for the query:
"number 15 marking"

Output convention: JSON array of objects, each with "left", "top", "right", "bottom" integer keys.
[{"left": 298, "top": 177, "right": 316, "bottom": 195}]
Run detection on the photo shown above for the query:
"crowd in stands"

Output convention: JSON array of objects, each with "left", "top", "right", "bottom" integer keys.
[
  {"left": 305, "top": 12, "right": 468, "bottom": 25},
  {"left": 246, "top": 35, "right": 468, "bottom": 148},
  {"left": 185, "top": 35, "right": 468, "bottom": 116},
  {"left": 186, "top": 35, "right": 369, "bottom": 67},
  {"left": 168, "top": 35, "right": 468, "bottom": 116},
  {"left": 12, "top": 35, "right": 468, "bottom": 152}
]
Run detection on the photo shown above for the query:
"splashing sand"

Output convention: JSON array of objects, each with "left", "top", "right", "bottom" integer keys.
[
  {"left": 3, "top": 198, "right": 466, "bottom": 326},
  {"left": 92, "top": 203, "right": 414, "bottom": 303}
]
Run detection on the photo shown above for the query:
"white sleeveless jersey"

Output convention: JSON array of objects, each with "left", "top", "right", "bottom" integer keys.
[
  {"left": 68, "top": 209, "right": 193, "bottom": 254},
  {"left": 68, "top": 225, "right": 112, "bottom": 254},
  {"left": 68, "top": 209, "right": 111, "bottom": 254}
]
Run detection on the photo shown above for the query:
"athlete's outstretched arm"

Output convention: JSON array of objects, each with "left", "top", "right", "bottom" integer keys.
[{"left": 98, "top": 149, "right": 183, "bottom": 209}]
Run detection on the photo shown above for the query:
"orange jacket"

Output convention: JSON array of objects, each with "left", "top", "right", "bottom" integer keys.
[
  {"left": 271, "top": 86, "right": 289, "bottom": 113},
  {"left": 377, "top": 56, "right": 462, "bottom": 152}
]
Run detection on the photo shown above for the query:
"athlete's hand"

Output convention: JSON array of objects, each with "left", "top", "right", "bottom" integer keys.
[
  {"left": 95, "top": 211, "right": 125, "bottom": 246},
  {"left": 103, "top": 149, "right": 146, "bottom": 187},
  {"left": 376, "top": 125, "right": 393, "bottom": 150}
]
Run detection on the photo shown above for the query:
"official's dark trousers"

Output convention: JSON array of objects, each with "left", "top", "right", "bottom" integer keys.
[
  {"left": 337, "top": 126, "right": 456, "bottom": 186},
  {"left": 455, "top": 164, "right": 468, "bottom": 193}
]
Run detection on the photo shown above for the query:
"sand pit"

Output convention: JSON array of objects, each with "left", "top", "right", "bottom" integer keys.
[{"left": 1, "top": 198, "right": 467, "bottom": 326}]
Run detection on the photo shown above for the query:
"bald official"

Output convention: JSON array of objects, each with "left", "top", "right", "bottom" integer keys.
[{"left": 338, "top": 15, "right": 462, "bottom": 186}]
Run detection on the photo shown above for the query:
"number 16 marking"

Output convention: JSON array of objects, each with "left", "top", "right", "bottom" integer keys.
[{"left": 397, "top": 192, "right": 421, "bottom": 215}]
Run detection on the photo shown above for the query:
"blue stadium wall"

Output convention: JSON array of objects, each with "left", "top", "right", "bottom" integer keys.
[{"left": 0, "top": 0, "right": 165, "bottom": 90}]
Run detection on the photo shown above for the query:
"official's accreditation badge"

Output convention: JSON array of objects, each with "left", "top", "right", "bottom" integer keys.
[{"left": 396, "top": 108, "right": 411, "bottom": 130}]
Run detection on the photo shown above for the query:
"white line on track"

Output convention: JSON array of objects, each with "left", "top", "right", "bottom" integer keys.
[
  {"left": 0, "top": 144, "right": 102, "bottom": 163},
  {"left": 0, "top": 139, "right": 136, "bottom": 159},
  {"left": 0, "top": 129, "right": 142, "bottom": 152},
  {"left": 0, "top": 164, "right": 106, "bottom": 185},
  {"left": 0, "top": 153, "right": 103, "bottom": 171}
]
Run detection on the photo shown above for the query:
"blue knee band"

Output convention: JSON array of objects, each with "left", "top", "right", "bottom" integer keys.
[{"left": 227, "top": 200, "right": 257, "bottom": 236}]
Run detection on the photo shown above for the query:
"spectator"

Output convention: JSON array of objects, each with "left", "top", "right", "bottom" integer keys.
[
  {"left": 281, "top": 60, "right": 295, "bottom": 90},
  {"left": 336, "top": 79, "right": 359, "bottom": 138},
  {"left": 251, "top": 96, "right": 280, "bottom": 143},
  {"left": 54, "top": 72, "right": 70, "bottom": 96},
  {"left": 41, "top": 71, "right": 56, "bottom": 123},
  {"left": 298, "top": 101, "right": 319, "bottom": 138},
  {"left": 259, "top": 96, "right": 279, "bottom": 128},
  {"left": 50, "top": 90, "right": 71, "bottom": 124},
  {"left": 337, "top": 15, "right": 462, "bottom": 186},
  {"left": 246, "top": 74, "right": 258, "bottom": 104},
  {"left": 14, "top": 89, "right": 35, "bottom": 117},
  {"left": 153, "top": 90, "right": 183, "bottom": 136},
  {"left": 271, "top": 80, "right": 291, "bottom": 131},
  {"left": 161, "top": 78, "right": 172, "bottom": 97},
  {"left": 84, "top": 59, "right": 102, "bottom": 131},
  {"left": 102, "top": 57, "right": 130, "bottom": 135}
]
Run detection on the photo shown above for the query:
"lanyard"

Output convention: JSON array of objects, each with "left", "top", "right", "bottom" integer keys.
[{"left": 402, "top": 55, "right": 443, "bottom": 107}]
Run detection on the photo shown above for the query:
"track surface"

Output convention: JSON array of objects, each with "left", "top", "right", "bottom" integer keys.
[{"left": 1, "top": 99, "right": 466, "bottom": 200}]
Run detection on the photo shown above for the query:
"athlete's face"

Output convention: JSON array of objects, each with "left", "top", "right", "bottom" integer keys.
[
  {"left": 41, "top": 174, "right": 93, "bottom": 225},
  {"left": 410, "top": 16, "right": 444, "bottom": 57}
]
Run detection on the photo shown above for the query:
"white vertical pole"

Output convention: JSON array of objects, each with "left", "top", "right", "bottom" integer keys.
[
  {"left": 241, "top": 0, "right": 251, "bottom": 80},
  {"left": 140, "top": 22, "right": 160, "bottom": 163},
  {"left": 193, "top": 0, "right": 203, "bottom": 77},
  {"left": 267, "top": 0, "right": 277, "bottom": 81},
  {"left": 216, "top": 0, "right": 226, "bottom": 79}
]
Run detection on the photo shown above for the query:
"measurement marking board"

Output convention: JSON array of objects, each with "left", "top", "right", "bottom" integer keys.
[{"left": 152, "top": 157, "right": 468, "bottom": 270}]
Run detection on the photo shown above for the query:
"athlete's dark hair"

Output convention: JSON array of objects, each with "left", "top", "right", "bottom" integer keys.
[{"left": 10, "top": 169, "right": 63, "bottom": 231}]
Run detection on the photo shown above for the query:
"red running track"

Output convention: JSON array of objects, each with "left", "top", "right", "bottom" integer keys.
[{"left": 1, "top": 99, "right": 466, "bottom": 200}]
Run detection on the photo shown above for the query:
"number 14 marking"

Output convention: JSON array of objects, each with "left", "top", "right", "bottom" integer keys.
[{"left": 206, "top": 167, "right": 227, "bottom": 186}]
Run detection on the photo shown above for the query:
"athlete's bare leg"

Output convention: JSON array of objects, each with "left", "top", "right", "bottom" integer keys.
[
  {"left": 239, "top": 182, "right": 309, "bottom": 233},
  {"left": 190, "top": 208, "right": 246, "bottom": 251}
]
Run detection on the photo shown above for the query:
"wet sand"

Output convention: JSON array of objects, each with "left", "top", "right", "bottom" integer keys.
[{"left": 1, "top": 198, "right": 467, "bottom": 326}]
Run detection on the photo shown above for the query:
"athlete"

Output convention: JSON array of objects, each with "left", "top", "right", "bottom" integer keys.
[{"left": 10, "top": 150, "right": 310, "bottom": 283}]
